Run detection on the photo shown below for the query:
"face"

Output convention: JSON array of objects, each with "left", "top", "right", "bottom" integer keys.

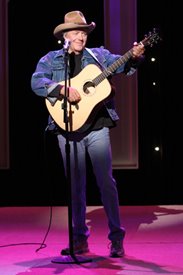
[{"left": 64, "top": 30, "right": 88, "bottom": 54}]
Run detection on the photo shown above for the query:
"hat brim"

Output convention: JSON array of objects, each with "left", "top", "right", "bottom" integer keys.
[{"left": 53, "top": 22, "right": 96, "bottom": 39}]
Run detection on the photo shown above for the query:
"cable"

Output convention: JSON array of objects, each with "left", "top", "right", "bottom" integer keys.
[
  {"left": 34, "top": 124, "right": 55, "bottom": 252},
  {"left": 0, "top": 243, "right": 46, "bottom": 249},
  {"left": 35, "top": 206, "right": 53, "bottom": 252}
]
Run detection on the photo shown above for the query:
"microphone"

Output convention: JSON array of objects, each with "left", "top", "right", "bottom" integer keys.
[{"left": 63, "top": 39, "right": 71, "bottom": 50}]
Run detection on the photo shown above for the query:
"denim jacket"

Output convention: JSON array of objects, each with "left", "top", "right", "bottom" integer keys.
[{"left": 31, "top": 46, "right": 136, "bottom": 130}]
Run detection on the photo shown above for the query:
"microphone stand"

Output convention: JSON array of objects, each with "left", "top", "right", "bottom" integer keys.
[{"left": 52, "top": 42, "right": 92, "bottom": 264}]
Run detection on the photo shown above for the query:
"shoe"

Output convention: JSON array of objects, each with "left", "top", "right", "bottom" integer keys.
[
  {"left": 61, "top": 239, "right": 89, "bottom": 255},
  {"left": 109, "top": 240, "right": 125, "bottom": 257}
]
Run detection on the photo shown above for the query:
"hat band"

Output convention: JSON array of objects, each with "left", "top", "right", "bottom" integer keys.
[{"left": 70, "top": 22, "right": 88, "bottom": 26}]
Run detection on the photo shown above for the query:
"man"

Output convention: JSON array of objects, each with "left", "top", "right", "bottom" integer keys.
[{"left": 31, "top": 10, "right": 145, "bottom": 257}]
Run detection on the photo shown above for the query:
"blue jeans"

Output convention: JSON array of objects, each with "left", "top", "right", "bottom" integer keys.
[{"left": 57, "top": 127, "right": 125, "bottom": 241}]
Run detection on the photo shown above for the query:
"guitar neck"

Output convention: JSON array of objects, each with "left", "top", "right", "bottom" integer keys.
[
  {"left": 93, "top": 49, "right": 133, "bottom": 86},
  {"left": 93, "top": 29, "right": 161, "bottom": 86}
]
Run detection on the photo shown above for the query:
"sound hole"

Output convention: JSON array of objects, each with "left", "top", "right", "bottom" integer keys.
[{"left": 83, "top": 81, "right": 95, "bottom": 95}]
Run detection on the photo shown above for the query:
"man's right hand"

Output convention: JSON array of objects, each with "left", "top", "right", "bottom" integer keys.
[{"left": 60, "top": 86, "right": 81, "bottom": 103}]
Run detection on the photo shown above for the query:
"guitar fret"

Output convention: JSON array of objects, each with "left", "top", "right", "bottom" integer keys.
[{"left": 93, "top": 49, "right": 133, "bottom": 87}]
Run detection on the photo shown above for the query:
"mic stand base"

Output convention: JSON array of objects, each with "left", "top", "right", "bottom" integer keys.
[{"left": 51, "top": 254, "right": 93, "bottom": 264}]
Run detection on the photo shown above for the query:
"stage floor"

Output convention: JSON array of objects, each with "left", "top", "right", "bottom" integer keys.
[{"left": 0, "top": 205, "right": 183, "bottom": 275}]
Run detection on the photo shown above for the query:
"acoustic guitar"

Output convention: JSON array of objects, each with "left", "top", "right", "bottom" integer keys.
[{"left": 45, "top": 29, "right": 160, "bottom": 132}]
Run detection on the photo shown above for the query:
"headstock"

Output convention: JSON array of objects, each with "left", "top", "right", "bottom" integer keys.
[{"left": 140, "top": 28, "right": 161, "bottom": 48}]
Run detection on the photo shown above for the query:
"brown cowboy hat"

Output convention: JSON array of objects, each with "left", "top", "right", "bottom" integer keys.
[{"left": 53, "top": 11, "right": 96, "bottom": 39}]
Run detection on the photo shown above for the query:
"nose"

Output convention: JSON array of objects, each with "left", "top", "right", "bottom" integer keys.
[{"left": 77, "top": 31, "right": 87, "bottom": 39}]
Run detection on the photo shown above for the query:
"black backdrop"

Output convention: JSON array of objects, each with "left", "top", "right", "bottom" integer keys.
[{"left": 0, "top": 1, "right": 180, "bottom": 206}]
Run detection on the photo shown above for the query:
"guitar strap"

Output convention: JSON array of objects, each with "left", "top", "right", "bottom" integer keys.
[
  {"left": 85, "top": 47, "right": 105, "bottom": 70},
  {"left": 85, "top": 48, "right": 115, "bottom": 104}
]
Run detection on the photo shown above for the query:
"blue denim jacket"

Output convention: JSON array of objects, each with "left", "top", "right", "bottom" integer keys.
[{"left": 31, "top": 46, "right": 136, "bottom": 129}]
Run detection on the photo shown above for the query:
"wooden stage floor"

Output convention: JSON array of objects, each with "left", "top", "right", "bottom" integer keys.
[{"left": 0, "top": 205, "right": 183, "bottom": 275}]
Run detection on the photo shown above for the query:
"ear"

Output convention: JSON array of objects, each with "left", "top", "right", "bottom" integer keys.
[{"left": 63, "top": 32, "right": 68, "bottom": 39}]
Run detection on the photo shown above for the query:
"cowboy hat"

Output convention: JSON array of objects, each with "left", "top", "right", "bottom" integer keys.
[{"left": 53, "top": 11, "right": 96, "bottom": 38}]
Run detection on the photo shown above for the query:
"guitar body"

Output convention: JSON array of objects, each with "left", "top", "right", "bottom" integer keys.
[{"left": 45, "top": 64, "right": 111, "bottom": 132}]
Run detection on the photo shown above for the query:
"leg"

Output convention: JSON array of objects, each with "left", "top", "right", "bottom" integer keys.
[{"left": 86, "top": 128, "right": 125, "bottom": 241}]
